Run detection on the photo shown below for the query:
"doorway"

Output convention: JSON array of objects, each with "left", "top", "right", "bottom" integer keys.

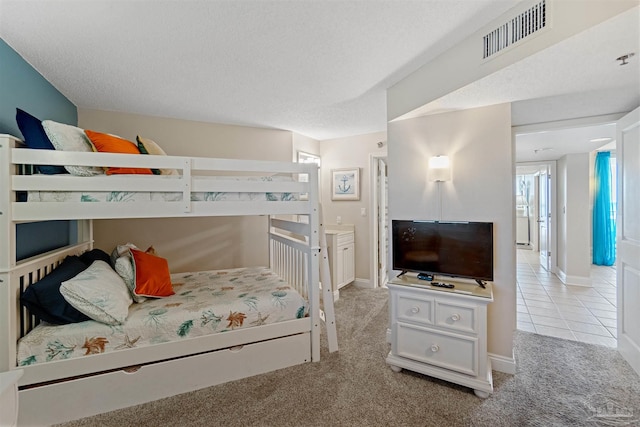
[
  {"left": 514, "top": 126, "right": 619, "bottom": 348},
  {"left": 616, "top": 108, "right": 640, "bottom": 375},
  {"left": 370, "top": 154, "right": 388, "bottom": 288},
  {"left": 515, "top": 172, "right": 534, "bottom": 249},
  {"left": 515, "top": 162, "right": 557, "bottom": 273}
]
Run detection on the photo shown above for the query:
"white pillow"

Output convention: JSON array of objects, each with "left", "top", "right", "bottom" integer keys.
[
  {"left": 111, "top": 243, "right": 147, "bottom": 303},
  {"left": 42, "top": 120, "right": 104, "bottom": 176},
  {"left": 60, "top": 260, "right": 133, "bottom": 325}
]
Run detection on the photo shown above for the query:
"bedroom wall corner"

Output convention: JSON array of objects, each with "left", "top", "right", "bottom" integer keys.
[
  {"left": 292, "top": 132, "right": 320, "bottom": 161},
  {"left": 0, "top": 38, "right": 78, "bottom": 260},
  {"left": 319, "top": 131, "right": 387, "bottom": 282},
  {"left": 0, "top": 38, "right": 77, "bottom": 135}
]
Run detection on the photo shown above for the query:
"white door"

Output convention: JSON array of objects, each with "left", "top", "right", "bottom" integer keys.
[
  {"left": 378, "top": 158, "right": 389, "bottom": 287},
  {"left": 538, "top": 168, "right": 551, "bottom": 270},
  {"left": 617, "top": 107, "right": 640, "bottom": 375}
]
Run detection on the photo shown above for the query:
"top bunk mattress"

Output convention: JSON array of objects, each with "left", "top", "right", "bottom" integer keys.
[
  {"left": 25, "top": 175, "right": 298, "bottom": 203},
  {"left": 17, "top": 266, "right": 308, "bottom": 367}
]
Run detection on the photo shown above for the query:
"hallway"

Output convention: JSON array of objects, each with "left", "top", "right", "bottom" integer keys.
[{"left": 516, "top": 249, "right": 617, "bottom": 347}]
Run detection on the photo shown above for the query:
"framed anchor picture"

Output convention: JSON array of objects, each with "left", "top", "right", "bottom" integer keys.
[{"left": 331, "top": 168, "right": 360, "bottom": 201}]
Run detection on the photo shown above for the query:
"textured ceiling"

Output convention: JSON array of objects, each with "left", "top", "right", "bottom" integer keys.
[
  {"left": 0, "top": 1, "right": 637, "bottom": 146},
  {"left": 516, "top": 123, "right": 617, "bottom": 163},
  {"left": 0, "top": 0, "right": 520, "bottom": 140}
]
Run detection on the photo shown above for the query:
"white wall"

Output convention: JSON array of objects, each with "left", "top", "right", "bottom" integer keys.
[
  {"left": 319, "top": 131, "right": 387, "bottom": 282},
  {"left": 387, "top": 103, "right": 515, "bottom": 360},
  {"left": 78, "top": 109, "right": 294, "bottom": 273},
  {"left": 557, "top": 153, "right": 591, "bottom": 285}
]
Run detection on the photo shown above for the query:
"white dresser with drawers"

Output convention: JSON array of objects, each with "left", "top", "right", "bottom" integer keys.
[{"left": 386, "top": 275, "right": 494, "bottom": 397}]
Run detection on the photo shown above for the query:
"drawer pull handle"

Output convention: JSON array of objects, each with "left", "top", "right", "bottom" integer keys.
[
  {"left": 410, "top": 307, "right": 420, "bottom": 314},
  {"left": 430, "top": 344, "right": 440, "bottom": 353},
  {"left": 451, "top": 313, "right": 461, "bottom": 321}
]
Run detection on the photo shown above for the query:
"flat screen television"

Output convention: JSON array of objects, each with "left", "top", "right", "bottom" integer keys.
[{"left": 392, "top": 220, "right": 494, "bottom": 283}]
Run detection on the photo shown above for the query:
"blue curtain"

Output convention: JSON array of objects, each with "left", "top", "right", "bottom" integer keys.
[{"left": 593, "top": 151, "right": 616, "bottom": 265}]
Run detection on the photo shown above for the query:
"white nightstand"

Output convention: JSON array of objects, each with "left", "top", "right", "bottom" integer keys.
[{"left": 386, "top": 275, "right": 493, "bottom": 397}]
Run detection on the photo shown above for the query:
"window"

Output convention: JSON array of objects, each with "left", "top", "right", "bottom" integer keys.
[{"left": 297, "top": 151, "right": 321, "bottom": 200}]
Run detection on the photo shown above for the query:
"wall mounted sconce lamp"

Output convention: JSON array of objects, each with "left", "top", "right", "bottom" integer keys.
[{"left": 428, "top": 155, "right": 452, "bottom": 182}]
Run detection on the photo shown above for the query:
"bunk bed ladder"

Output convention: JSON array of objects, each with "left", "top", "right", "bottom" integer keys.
[{"left": 318, "top": 205, "right": 338, "bottom": 353}]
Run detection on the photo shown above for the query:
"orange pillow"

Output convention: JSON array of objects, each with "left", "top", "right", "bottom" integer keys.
[
  {"left": 130, "top": 249, "right": 175, "bottom": 298},
  {"left": 85, "top": 130, "right": 152, "bottom": 175}
]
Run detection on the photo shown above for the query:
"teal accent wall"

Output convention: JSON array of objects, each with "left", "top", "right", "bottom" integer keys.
[
  {"left": 0, "top": 38, "right": 77, "bottom": 134},
  {"left": 0, "top": 38, "right": 78, "bottom": 260}
]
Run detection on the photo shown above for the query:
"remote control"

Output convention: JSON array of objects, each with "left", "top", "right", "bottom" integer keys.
[{"left": 431, "top": 282, "right": 454, "bottom": 289}]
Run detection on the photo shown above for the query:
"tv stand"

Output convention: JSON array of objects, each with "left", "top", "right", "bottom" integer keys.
[
  {"left": 386, "top": 275, "right": 494, "bottom": 397},
  {"left": 475, "top": 279, "right": 486, "bottom": 289}
]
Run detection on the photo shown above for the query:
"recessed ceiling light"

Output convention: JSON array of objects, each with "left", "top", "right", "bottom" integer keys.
[{"left": 590, "top": 137, "right": 613, "bottom": 143}]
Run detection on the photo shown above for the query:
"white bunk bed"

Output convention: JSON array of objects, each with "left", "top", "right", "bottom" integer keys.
[{"left": 0, "top": 134, "right": 336, "bottom": 426}]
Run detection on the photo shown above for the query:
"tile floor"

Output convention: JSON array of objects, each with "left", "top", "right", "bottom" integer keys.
[{"left": 517, "top": 248, "right": 617, "bottom": 347}]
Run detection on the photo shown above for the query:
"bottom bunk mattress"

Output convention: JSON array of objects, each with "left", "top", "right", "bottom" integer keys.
[{"left": 17, "top": 266, "right": 308, "bottom": 367}]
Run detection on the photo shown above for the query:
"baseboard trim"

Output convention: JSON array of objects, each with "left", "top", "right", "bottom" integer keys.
[
  {"left": 353, "top": 278, "right": 371, "bottom": 288},
  {"left": 557, "top": 269, "right": 592, "bottom": 287},
  {"left": 334, "top": 279, "right": 371, "bottom": 299},
  {"left": 557, "top": 269, "right": 566, "bottom": 282},
  {"left": 489, "top": 351, "right": 516, "bottom": 374}
]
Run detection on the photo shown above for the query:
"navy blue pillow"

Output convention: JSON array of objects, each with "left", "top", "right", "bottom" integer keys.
[
  {"left": 79, "top": 248, "right": 112, "bottom": 267},
  {"left": 20, "top": 255, "right": 91, "bottom": 324},
  {"left": 15, "top": 108, "right": 67, "bottom": 175}
]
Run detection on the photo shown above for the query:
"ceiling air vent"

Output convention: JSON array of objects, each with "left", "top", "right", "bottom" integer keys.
[{"left": 483, "top": 0, "right": 547, "bottom": 59}]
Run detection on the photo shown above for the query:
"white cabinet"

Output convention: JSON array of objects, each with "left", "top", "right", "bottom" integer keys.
[
  {"left": 516, "top": 215, "right": 530, "bottom": 245},
  {"left": 326, "top": 227, "right": 355, "bottom": 299},
  {"left": 386, "top": 276, "right": 493, "bottom": 398}
]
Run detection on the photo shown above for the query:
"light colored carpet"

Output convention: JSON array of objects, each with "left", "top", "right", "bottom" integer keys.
[{"left": 56, "top": 285, "right": 640, "bottom": 427}]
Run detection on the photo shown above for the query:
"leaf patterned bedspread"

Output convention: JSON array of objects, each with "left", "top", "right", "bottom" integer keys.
[
  {"left": 26, "top": 176, "right": 298, "bottom": 203},
  {"left": 17, "top": 267, "right": 308, "bottom": 367}
]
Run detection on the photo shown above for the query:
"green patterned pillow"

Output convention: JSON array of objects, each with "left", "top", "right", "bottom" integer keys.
[
  {"left": 136, "top": 136, "right": 179, "bottom": 176},
  {"left": 60, "top": 260, "right": 132, "bottom": 325},
  {"left": 136, "top": 140, "right": 161, "bottom": 175}
]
